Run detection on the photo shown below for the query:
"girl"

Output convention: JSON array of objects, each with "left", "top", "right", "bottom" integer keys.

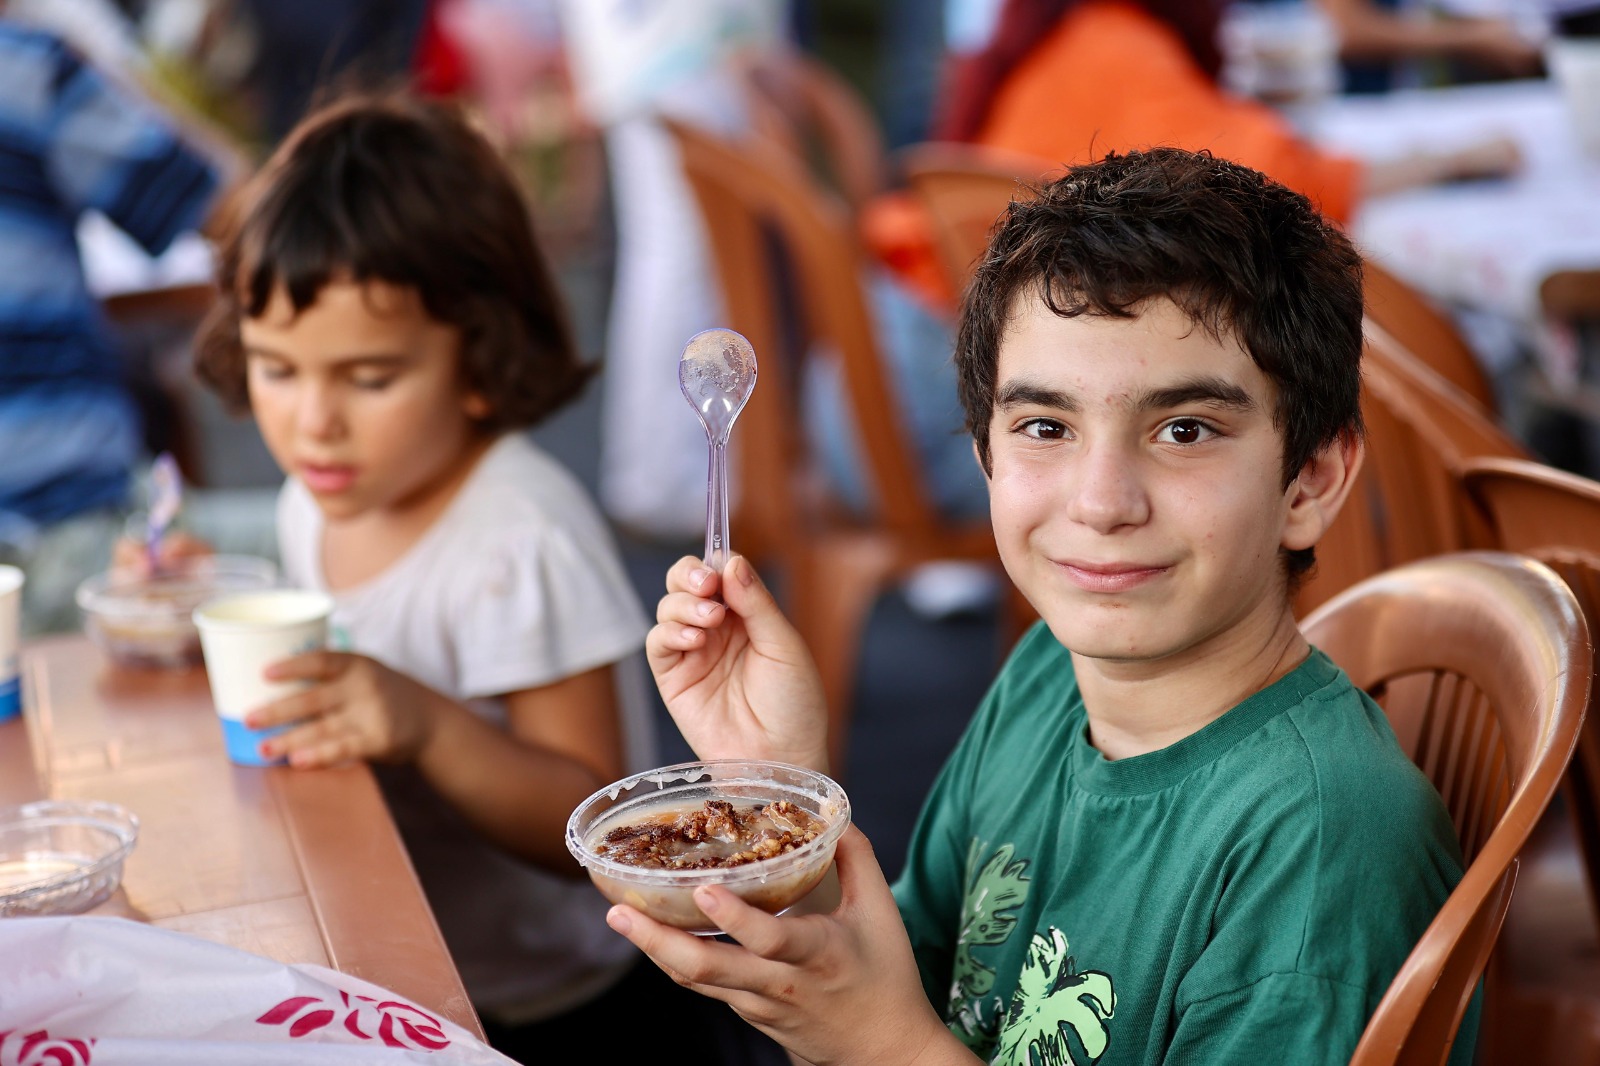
[{"left": 186, "top": 89, "right": 700, "bottom": 1057}]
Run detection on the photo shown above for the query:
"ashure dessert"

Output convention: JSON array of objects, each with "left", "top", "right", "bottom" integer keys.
[
  {"left": 566, "top": 760, "right": 851, "bottom": 934},
  {"left": 593, "top": 798, "right": 825, "bottom": 870}
]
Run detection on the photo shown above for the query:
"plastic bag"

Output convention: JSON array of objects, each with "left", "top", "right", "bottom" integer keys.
[{"left": 0, "top": 916, "right": 515, "bottom": 1064}]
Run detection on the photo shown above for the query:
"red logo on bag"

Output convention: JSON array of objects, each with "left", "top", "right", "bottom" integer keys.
[
  {"left": 0, "top": 1030, "right": 95, "bottom": 1066},
  {"left": 256, "top": 991, "right": 451, "bottom": 1051}
]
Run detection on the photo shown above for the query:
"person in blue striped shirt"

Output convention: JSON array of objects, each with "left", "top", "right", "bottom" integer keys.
[{"left": 0, "top": 17, "right": 227, "bottom": 632}]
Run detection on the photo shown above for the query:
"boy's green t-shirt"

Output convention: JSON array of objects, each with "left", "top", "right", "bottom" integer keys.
[{"left": 893, "top": 622, "right": 1475, "bottom": 1066}]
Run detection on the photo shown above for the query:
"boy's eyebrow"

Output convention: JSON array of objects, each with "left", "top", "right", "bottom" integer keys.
[
  {"left": 993, "top": 376, "right": 1257, "bottom": 414},
  {"left": 994, "top": 381, "right": 1079, "bottom": 412},
  {"left": 1134, "top": 376, "right": 1258, "bottom": 413}
]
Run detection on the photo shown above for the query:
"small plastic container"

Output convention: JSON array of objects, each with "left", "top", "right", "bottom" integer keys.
[
  {"left": 566, "top": 760, "right": 850, "bottom": 934},
  {"left": 76, "top": 554, "right": 279, "bottom": 669},
  {"left": 0, "top": 800, "right": 139, "bottom": 917}
]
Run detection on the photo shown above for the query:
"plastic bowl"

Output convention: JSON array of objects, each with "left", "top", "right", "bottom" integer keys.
[
  {"left": 76, "top": 554, "right": 279, "bottom": 669},
  {"left": 566, "top": 760, "right": 850, "bottom": 933},
  {"left": 0, "top": 800, "right": 139, "bottom": 916}
]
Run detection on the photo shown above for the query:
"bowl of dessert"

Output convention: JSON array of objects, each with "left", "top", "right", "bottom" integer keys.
[
  {"left": 566, "top": 759, "right": 850, "bottom": 934},
  {"left": 76, "top": 554, "right": 279, "bottom": 669}
]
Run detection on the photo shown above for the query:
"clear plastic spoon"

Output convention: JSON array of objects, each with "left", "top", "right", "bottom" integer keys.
[
  {"left": 679, "top": 328, "right": 757, "bottom": 571},
  {"left": 145, "top": 452, "right": 183, "bottom": 574}
]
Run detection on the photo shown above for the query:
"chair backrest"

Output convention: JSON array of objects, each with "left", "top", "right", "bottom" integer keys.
[
  {"left": 666, "top": 115, "right": 994, "bottom": 553},
  {"left": 1363, "top": 259, "right": 1498, "bottom": 413},
  {"left": 897, "top": 141, "right": 1048, "bottom": 297},
  {"left": 738, "top": 47, "right": 889, "bottom": 212},
  {"left": 1302, "top": 552, "right": 1589, "bottom": 1066},
  {"left": 1292, "top": 325, "right": 1526, "bottom": 618},
  {"left": 1462, "top": 457, "right": 1600, "bottom": 929}
]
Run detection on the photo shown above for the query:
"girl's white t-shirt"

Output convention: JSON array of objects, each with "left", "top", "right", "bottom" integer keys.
[{"left": 276, "top": 432, "right": 656, "bottom": 1024}]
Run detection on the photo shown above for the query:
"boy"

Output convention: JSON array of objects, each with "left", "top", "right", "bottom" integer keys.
[{"left": 612, "top": 147, "right": 1472, "bottom": 1065}]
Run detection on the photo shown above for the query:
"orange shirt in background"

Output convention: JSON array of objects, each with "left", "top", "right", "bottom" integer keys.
[
  {"left": 865, "top": 0, "right": 1364, "bottom": 312},
  {"left": 978, "top": 0, "right": 1362, "bottom": 224}
]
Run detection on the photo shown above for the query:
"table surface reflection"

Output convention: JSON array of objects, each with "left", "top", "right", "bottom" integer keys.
[{"left": 0, "top": 634, "right": 482, "bottom": 1039}]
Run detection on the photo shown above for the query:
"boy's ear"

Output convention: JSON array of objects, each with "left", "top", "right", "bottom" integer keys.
[
  {"left": 1282, "top": 429, "right": 1365, "bottom": 554},
  {"left": 462, "top": 392, "right": 491, "bottom": 421}
]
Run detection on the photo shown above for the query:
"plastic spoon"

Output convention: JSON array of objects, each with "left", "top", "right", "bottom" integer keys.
[
  {"left": 678, "top": 328, "right": 757, "bottom": 571},
  {"left": 145, "top": 452, "right": 183, "bottom": 574}
]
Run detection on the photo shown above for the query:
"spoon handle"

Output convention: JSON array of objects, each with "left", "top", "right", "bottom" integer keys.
[{"left": 705, "top": 438, "right": 732, "bottom": 571}]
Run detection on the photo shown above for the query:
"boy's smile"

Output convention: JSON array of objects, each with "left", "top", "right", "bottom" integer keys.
[{"left": 986, "top": 294, "right": 1325, "bottom": 679}]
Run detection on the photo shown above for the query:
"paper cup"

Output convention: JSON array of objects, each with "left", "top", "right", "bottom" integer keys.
[
  {"left": 193, "top": 589, "right": 334, "bottom": 766},
  {"left": 0, "top": 566, "right": 23, "bottom": 723}
]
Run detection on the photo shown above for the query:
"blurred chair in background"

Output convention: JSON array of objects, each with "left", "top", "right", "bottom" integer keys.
[
  {"left": 1303, "top": 552, "right": 1588, "bottom": 1066},
  {"left": 1293, "top": 322, "right": 1527, "bottom": 616},
  {"left": 1464, "top": 457, "right": 1600, "bottom": 930},
  {"left": 1363, "top": 259, "right": 1499, "bottom": 415},
  {"left": 664, "top": 116, "right": 1007, "bottom": 774}
]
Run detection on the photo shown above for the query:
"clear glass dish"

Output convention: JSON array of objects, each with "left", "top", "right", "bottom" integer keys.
[
  {"left": 76, "top": 554, "right": 279, "bottom": 669},
  {"left": 0, "top": 800, "right": 139, "bottom": 917},
  {"left": 566, "top": 759, "right": 850, "bottom": 934}
]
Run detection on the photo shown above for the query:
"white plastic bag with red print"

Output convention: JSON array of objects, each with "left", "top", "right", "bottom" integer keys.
[{"left": 0, "top": 916, "right": 517, "bottom": 1064}]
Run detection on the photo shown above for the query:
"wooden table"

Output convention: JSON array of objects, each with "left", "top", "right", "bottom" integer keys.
[{"left": 0, "top": 635, "right": 483, "bottom": 1038}]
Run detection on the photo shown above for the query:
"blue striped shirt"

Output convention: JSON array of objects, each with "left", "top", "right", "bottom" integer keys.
[{"left": 0, "top": 20, "right": 218, "bottom": 528}]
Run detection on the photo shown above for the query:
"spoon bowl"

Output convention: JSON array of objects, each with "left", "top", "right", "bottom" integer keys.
[{"left": 679, "top": 329, "right": 757, "bottom": 570}]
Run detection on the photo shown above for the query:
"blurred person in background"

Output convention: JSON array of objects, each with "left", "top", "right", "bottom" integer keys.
[
  {"left": 553, "top": 0, "right": 791, "bottom": 544},
  {"left": 0, "top": 15, "right": 253, "bottom": 633},
  {"left": 234, "top": 0, "right": 431, "bottom": 141},
  {"left": 1318, "top": 0, "right": 1545, "bottom": 92}
]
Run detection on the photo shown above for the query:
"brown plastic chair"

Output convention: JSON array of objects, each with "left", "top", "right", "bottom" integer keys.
[
  {"left": 1363, "top": 259, "right": 1498, "bottom": 414},
  {"left": 896, "top": 141, "right": 1051, "bottom": 297},
  {"left": 663, "top": 116, "right": 1006, "bottom": 773},
  {"left": 737, "top": 47, "right": 889, "bottom": 213},
  {"left": 1462, "top": 456, "right": 1600, "bottom": 931},
  {"left": 1292, "top": 324, "right": 1528, "bottom": 617},
  {"left": 1300, "top": 552, "right": 1589, "bottom": 1066}
]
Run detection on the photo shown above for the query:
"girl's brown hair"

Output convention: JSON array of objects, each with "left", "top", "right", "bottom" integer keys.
[{"left": 195, "top": 89, "right": 591, "bottom": 431}]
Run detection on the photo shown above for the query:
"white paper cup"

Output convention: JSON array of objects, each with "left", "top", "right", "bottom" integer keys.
[
  {"left": 193, "top": 589, "right": 334, "bottom": 766},
  {"left": 0, "top": 566, "right": 23, "bottom": 724}
]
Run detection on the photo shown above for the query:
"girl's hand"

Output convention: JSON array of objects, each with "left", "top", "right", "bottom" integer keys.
[
  {"left": 605, "top": 826, "right": 975, "bottom": 1066},
  {"left": 648, "top": 554, "right": 829, "bottom": 772},
  {"left": 245, "top": 652, "right": 449, "bottom": 769},
  {"left": 110, "top": 530, "right": 213, "bottom": 578}
]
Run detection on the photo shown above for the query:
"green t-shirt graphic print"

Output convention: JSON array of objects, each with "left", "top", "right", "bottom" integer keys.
[{"left": 893, "top": 623, "right": 1476, "bottom": 1066}]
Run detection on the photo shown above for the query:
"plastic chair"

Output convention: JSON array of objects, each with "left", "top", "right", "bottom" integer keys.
[
  {"left": 663, "top": 116, "right": 1006, "bottom": 774},
  {"left": 737, "top": 47, "right": 889, "bottom": 213},
  {"left": 1462, "top": 456, "right": 1600, "bottom": 931},
  {"left": 1300, "top": 552, "right": 1589, "bottom": 1066},
  {"left": 1291, "top": 324, "right": 1528, "bottom": 617},
  {"left": 896, "top": 141, "right": 1050, "bottom": 298},
  {"left": 1362, "top": 259, "right": 1498, "bottom": 414}
]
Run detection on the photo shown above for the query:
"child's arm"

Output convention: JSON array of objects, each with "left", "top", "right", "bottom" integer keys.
[
  {"left": 247, "top": 655, "right": 624, "bottom": 874},
  {"left": 648, "top": 554, "right": 831, "bottom": 773},
  {"left": 606, "top": 825, "right": 980, "bottom": 1066}
]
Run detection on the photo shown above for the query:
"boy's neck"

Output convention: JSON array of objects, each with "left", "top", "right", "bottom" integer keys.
[{"left": 1071, "top": 605, "right": 1310, "bottom": 761}]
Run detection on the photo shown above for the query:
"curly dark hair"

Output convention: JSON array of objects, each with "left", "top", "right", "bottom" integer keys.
[
  {"left": 955, "top": 147, "right": 1365, "bottom": 582},
  {"left": 195, "top": 89, "right": 591, "bottom": 432}
]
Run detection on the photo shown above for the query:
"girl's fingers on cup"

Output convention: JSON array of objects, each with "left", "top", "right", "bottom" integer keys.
[
  {"left": 286, "top": 729, "right": 364, "bottom": 769},
  {"left": 245, "top": 685, "right": 331, "bottom": 729},
  {"left": 263, "top": 649, "right": 348, "bottom": 682},
  {"left": 260, "top": 709, "right": 344, "bottom": 762}
]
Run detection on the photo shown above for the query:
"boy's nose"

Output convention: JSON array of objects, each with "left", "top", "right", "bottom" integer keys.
[{"left": 1064, "top": 442, "right": 1150, "bottom": 533}]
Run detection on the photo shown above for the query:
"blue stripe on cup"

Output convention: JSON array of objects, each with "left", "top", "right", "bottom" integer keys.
[
  {"left": 219, "top": 717, "right": 289, "bottom": 766},
  {"left": 0, "top": 674, "right": 19, "bottom": 722}
]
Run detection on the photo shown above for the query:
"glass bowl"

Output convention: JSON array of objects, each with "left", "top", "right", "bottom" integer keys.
[
  {"left": 0, "top": 800, "right": 139, "bottom": 916},
  {"left": 77, "top": 554, "right": 279, "bottom": 669},
  {"left": 566, "top": 759, "right": 850, "bottom": 934}
]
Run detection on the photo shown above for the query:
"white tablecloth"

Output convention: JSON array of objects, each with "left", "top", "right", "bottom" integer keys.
[{"left": 1311, "top": 80, "right": 1600, "bottom": 326}]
